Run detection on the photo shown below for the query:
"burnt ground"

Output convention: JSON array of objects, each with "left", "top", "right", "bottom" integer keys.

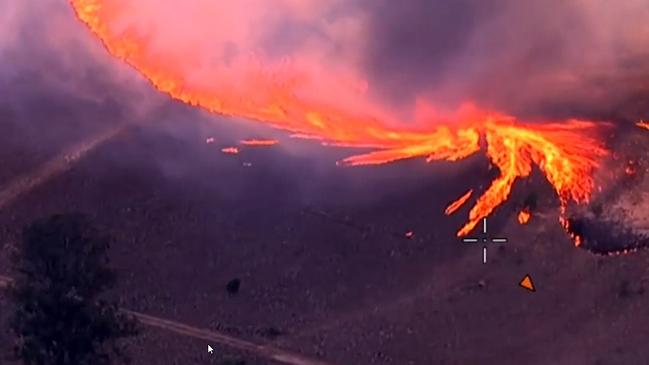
[{"left": 2, "top": 105, "right": 649, "bottom": 365}]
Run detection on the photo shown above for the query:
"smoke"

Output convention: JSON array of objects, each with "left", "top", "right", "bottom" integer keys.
[
  {"left": 74, "top": 0, "right": 400, "bottom": 124},
  {"left": 0, "top": 0, "right": 213, "bottom": 177},
  {"left": 0, "top": 0, "right": 161, "bottom": 136},
  {"left": 366, "top": 1, "right": 649, "bottom": 121},
  {"left": 4, "top": 0, "right": 649, "bottom": 199},
  {"left": 67, "top": 0, "right": 649, "bottom": 125},
  {"left": 5, "top": 0, "right": 649, "bottom": 149},
  {"left": 0, "top": 0, "right": 442, "bottom": 206},
  {"left": 7, "top": 0, "right": 649, "bottom": 246}
]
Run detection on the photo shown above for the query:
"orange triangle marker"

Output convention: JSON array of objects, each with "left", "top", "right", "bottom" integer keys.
[{"left": 519, "top": 274, "right": 536, "bottom": 292}]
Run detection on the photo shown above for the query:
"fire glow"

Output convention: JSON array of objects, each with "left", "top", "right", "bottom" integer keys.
[
  {"left": 221, "top": 147, "right": 240, "bottom": 155},
  {"left": 240, "top": 139, "right": 279, "bottom": 147},
  {"left": 70, "top": 0, "right": 612, "bottom": 239},
  {"left": 518, "top": 209, "right": 531, "bottom": 225},
  {"left": 637, "top": 121, "right": 649, "bottom": 131}
]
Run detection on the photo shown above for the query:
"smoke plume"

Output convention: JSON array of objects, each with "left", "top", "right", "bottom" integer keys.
[{"left": 63, "top": 0, "right": 649, "bottom": 124}]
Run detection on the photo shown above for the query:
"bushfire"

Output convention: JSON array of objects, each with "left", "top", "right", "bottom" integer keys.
[
  {"left": 240, "top": 139, "right": 279, "bottom": 147},
  {"left": 70, "top": 0, "right": 613, "bottom": 241},
  {"left": 518, "top": 209, "right": 531, "bottom": 225}
]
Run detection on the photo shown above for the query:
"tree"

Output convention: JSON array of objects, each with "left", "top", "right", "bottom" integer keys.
[{"left": 8, "top": 213, "right": 138, "bottom": 365}]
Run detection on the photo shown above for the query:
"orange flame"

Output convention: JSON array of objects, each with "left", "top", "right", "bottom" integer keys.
[
  {"left": 221, "top": 147, "right": 240, "bottom": 155},
  {"left": 559, "top": 206, "right": 582, "bottom": 247},
  {"left": 445, "top": 190, "right": 474, "bottom": 215},
  {"left": 69, "top": 0, "right": 609, "bottom": 236},
  {"left": 637, "top": 121, "right": 649, "bottom": 130},
  {"left": 517, "top": 209, "right": 531, "bottom": 225},
  {"left": 240, "top": 139, "right": 279, "bottom": 147}
]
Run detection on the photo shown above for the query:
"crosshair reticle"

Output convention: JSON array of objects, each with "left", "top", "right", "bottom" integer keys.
[{"left": 461, "top": 217, "right": 508, "bottom": 263}]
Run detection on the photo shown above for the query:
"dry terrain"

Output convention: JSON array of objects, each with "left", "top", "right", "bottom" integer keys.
[{"left": 2, "top": 104, "right": 649, "bottom": 365}]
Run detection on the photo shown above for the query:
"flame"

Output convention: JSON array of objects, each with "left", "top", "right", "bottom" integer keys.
[
  {"left": 69, "top": 0, "right": 609, "bottom": 236},
  {"left": 445, "top": 190, "right": 474, "bottom": 215},
  {"left": 240, "top": 139, "right": 279, "bottom": 147},
  {"left": 625, "top": 160, "right": 637, "bottom": 176},
  {"left": 221, "top": 147, "right": 240, "bottom": 154},
  {"left": 518, "top": 209, "right": 531, "bottom": 224},
  {"left": 559, "top": 206, "right": 582, "bottom": 247},
  {"left": 637, "top": 121, "right": 649, "bottom": 130}
]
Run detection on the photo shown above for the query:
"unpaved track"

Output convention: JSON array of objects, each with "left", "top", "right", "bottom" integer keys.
[
  {"left": 0, "top": 124, "right": 129, "bottom": 209},
  {"left": 0, "top": 127, "right": 336, "bottom": 365},
  {"left": 0, "top": 275, "right": 334, "bottom": 365}
]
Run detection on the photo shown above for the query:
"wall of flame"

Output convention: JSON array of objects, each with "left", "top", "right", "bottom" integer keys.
[{"left": 68, "top": 0, "right": 623, "bottom": 237}]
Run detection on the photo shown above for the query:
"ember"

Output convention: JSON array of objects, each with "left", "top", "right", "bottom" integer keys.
[
  {"left": 625, "top": 160, "right": 637, "bottom": 176},
  {"left": 517, "top": 209, "right": 531, "bottom": 225},
  {"left": 445, "top": 190, "right": 473, "bottom": 215},
  {"left": 240, "top": 139, "right": 279, "bottom": 147},
  {"left": 221, "top": 147, "right": 239, "bottom": 155}
]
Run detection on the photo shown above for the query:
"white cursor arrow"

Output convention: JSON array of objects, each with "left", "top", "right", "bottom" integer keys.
[{"left": 207, "top": 345, "right": 214, "bottom": 354}]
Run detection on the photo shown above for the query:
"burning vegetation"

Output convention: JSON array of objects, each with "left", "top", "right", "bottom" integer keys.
[
  {"left": 517, "top": 209, "right": 531, "bottom": 225},
  {"left": 240, "top": 139, "right": 279, "bottom": 147},
  {"left": 556, "top": 125, "right": 649, "bottom": 254},
  {"left": 69, "top": 0, "right": 649, "bottom": 252},
  {"left": 220, "top": 147, "right": 240, "bottom": 155}
]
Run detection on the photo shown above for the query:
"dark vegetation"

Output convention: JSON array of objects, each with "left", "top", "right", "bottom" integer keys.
[{"left": 7, "top": 213, "right": 138, "bottom": 365}]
